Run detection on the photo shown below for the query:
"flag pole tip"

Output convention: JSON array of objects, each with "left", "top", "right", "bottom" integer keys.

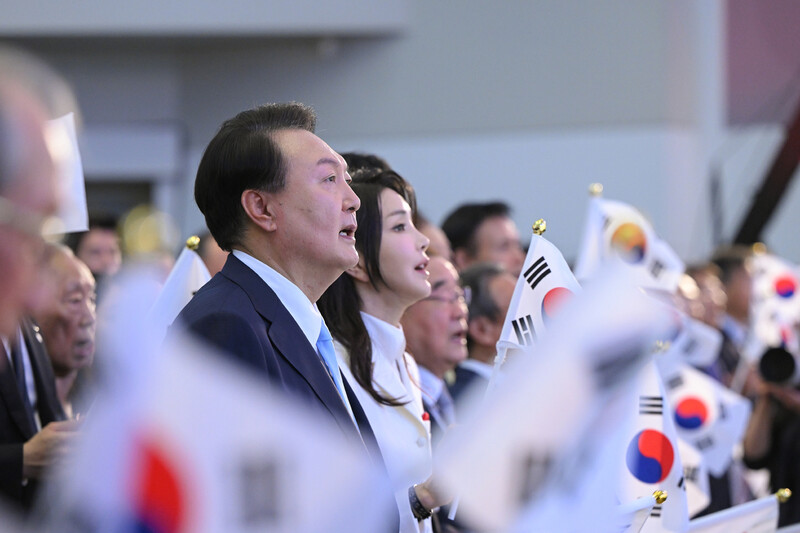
[
  {"left": 777, "top": 488, "right": 792, "bottom": 503},
  {"left": 589, "top": 183, "right": 603, "bottom": 196},
  {"left": 186, "top": 235, "right": 201, "bottom": 251},
  {"left": 653, "top": 490, "right": 668, "bottom": 504},
  {"left": 532, "top": 219, "right": 546, "bottom": 235},
  {"left": 653, "top": 340, "right": 671, "bottom": 353},
  {"left": 752, "top": 242, "right": 767, "bottom": 255}
]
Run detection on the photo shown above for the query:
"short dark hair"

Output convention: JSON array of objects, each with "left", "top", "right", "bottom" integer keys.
[
  {"left": 194, "top": 102, "right": 316, "bottom": 251},
  {"left": 711, "top": 244, "right": 754, "bottom": 285},
  {"left": 460, "top": 262, "right": 508, "bottom": 351},
  {"left": 63, "top": 213, "right": 119, "bottom": 255},
  {"left": 319, "top": 169, "right": 417, "bottom": 406},
  {"left": 441, "top": 201, "right": 512, "bottom": 256}
]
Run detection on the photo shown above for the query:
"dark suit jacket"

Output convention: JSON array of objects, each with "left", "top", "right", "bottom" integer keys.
[
  {"left": 173, "top": 254, "right": 398, "bottom": 530},
  {"left": 0, "top": 319, "right": 66, "bottom": 510},
  {"left": 448, "top": 364, "right": 490, "bottom": 404}
]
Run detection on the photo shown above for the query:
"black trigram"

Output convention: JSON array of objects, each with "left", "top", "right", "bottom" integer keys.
[
  {"left": 666, "top": 374, "right": 684, "bottom": 390},
  {"left": 682, "top": 337, "right": 698, "bottom": 356},
  {"left": 517, "top": 452, "right": 553, "bottom": 504},
  {"left": 512, "top": 314, "right": 536, "bottom": 345},
  {"left": 650, "top": 504, "right": 662, "bottom": 518},
  {"left": 240, "top": 459, "right": 280, "bottom": 525},
  {"left": 696, "top": 436, "right": 714, "bottom": 450},
  {"left": 650, "top": 259, "right": 665, "bottom": 278},
  {"left": 684, "top": 466, "right": 699, "bottom": 483},
  {"left": 602, "top": 216, "right": 611, "bottom": 231},
  {"left": 523, "top": 257, "right": 551, "bottom": 292},
  {"left": 718, "top": 402, "right": 727, "bottom": 420},
  {"left": 677, "top": 475, "right": 687, "bottom": 491},
  {"left": 639, "top": 395, "right": 664, "bottom": 415}
]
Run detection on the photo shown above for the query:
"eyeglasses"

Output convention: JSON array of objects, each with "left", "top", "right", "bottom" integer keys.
[{"left": 422, "top": 286, "right": 471, "bottom": 307}]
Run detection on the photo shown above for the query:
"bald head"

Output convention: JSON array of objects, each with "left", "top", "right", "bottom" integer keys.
[{"left": 32, "top": 244, "right": 96, "bottom": 376}]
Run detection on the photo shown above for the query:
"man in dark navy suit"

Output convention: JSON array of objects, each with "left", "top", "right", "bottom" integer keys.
[{"left": 175, "top": 103, "right": 399, "bottom": 530}]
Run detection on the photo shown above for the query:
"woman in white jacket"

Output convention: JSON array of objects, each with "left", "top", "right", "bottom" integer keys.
[{"left": 319, "top": 167, "right": 449, "bottom": 533}]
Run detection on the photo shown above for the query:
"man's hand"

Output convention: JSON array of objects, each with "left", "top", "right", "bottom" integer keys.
[
  {"left": 22, "top": 420, "right": 79, "bottom": 479},
  {"left": 765, "top": 383, "right": 800, "bottom": 415}
]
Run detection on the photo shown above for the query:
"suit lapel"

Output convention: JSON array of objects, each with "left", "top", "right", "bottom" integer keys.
[
  {"left": 221, "top": 256, "right": 358, "bottom": 437},
  {"left": 22, "top": 320, "right": 66, "bottom": 424},
  {"left": 0, "top": 351, "right": 36, "bottom": 438}
]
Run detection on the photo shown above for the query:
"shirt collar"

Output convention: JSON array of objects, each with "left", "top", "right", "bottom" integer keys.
[
  {"left": 232, "top": 250, "right": 323, "bottom": 347},
  {"left": 360, "top": 312, "right": 406, "bottom": 364},
  {"left": 459, "top": 358, "right": 494, "bottom": 380},
  {"left": 417, "top": 364, "right": 444, "bottom": 402}
]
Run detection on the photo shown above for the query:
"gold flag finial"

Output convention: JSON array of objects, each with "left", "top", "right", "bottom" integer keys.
[
  {"left": 532, "top": 219, "right": 546, "bottom": 235},
  {"left": 752, "top": 242, "right": 767, "bottom": 256},
  {"left": 776, "top": 488, "right": 792, "bottom": 503},
  {"left": 186, "top": 235, "right": 201, "bottom": 251},
  {"left": 653, "top": 490, "right": 668, "bottom": 504},
  {"left": 653, "top": 340, "right": 671, "bottom": 353},
  {"left": 589, "top": 183, "right": 603, "bottom": 197}
]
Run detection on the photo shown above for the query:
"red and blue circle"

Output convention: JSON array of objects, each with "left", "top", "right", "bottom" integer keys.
[
  {"left": 130, "top": 437, "right": 186, "bottom": 533},
  {"left": 610, "top": 223, "right": 647, "bottom": 264},
  {"left": 541, "top": 287, "right": 573, "bottom": 320},
  {"left": 775, "top": 275, "right": 797, "bottom": 299},
  {"left": 625, "top": 429, "right": 674, "bottom": 484},
  {"left": 674, "top": 396, "right": 708, "bottom": 430}
]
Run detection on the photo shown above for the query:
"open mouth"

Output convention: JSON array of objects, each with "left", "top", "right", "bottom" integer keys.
[
  {"left": 451, "top": 328, "right": 467, "bottom": 343},
  {"left": 414, "top": 259, "right": 429, "bottom": 273},
  {"left": 339, "top": 224, "right": 356, "bottom": 238}
]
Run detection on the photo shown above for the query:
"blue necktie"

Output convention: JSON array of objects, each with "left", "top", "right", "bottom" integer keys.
[{"left": 316, "top": 322, "right": 346, "bottom": 403}]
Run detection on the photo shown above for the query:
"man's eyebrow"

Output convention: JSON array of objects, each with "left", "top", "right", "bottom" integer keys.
[
  {"left": 317, "top": 157, "right": 342, "bottom": 169},
  {"left": 430, "top": 279, "right": 447, "bottom": 291}
]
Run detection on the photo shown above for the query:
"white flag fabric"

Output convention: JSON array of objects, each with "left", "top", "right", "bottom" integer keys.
[
  {"left": 657, "top": 357, "right": 751, "bottom": 477},
  {"left": 618, "top": 360, "right": 689, "bottom": 533},
  {"left": 437, "top": 270, "right": 674, "bottom": 532},
  {"left": 686, "top": 493, "right": 780, "bottom": 533},
  {"left": 574, "top": 195, "right": 684, "bottom": 293},
  {"left": 615, "top": 493, "right": 659, "bottom": 533},
  {"left": 668, "top": 314, "right": 724, "bottom": 370},
  {"left": 496, "top": 230, "right": 581, "bottom": 356},
  {"left": 678, "top": 438, "right": 711, "bottom": 517},
  {"left": 777, "top": 523, "right": 800, "bottom": 533},
  {"left": 148, "top": 244, "right": 212, "bottom": 343},
  {"left": 38, "top": 267, "right": 391, "bottom": 533},
  {"left": 747, "top": 253, "right": 800, "bottom": 360},
  {"left": 45, "top": 112, "right": 88, "bottom": 235}
]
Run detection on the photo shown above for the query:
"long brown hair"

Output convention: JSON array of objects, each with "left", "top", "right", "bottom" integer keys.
[{"left": 318, "top": 168, "right": 417, "bottom": 406}]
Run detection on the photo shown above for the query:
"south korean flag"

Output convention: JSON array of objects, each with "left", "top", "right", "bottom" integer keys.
[
  {"left": 497, "top": 227, "right": 582, "bottom": 358},
  {"left": 657, "top": 357, "right": 751, "bottom": 476},
  {"left": 618, "top": 361, "right": 689, "bottom": 533},
  {"left": 574, "top": 194, "right": 684, "bottom": 294}
]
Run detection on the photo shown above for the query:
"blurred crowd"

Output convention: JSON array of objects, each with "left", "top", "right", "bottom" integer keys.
[{"left": 2, "top": 43, "right": 800, "bottom": 533}]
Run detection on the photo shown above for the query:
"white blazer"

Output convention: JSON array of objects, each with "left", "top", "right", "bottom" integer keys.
[{"left": 336, "top": 313, "right": 433, "bottom": 533}]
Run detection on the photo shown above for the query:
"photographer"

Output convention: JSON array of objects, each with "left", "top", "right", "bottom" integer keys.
[{"left": 743, "top": 372, "right": 800, "bottom": 526}]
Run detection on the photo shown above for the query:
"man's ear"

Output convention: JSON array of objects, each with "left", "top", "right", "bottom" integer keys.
[
  {"left": 467, "top": 316, "right": 496, "bottom": 347},
  {"left": 345, "top": 256, "right": 369, "bottom": 283},
  {"left": 452, "top": 248, "right": 472, "bottom": 272},
  {"left": 241, "top": 189, "right": 277, "bottom": 232}
]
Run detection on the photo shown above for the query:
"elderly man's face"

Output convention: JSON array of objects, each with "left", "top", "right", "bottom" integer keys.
[
  {"left": 402, "top": 257, "right": 469, "bottom": 378},
  {"left": 0, "top": 87, "right": 58, "bottom": 337},
  {"left": 34, "top": 251, "right": 96, "bottom": 375}
]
